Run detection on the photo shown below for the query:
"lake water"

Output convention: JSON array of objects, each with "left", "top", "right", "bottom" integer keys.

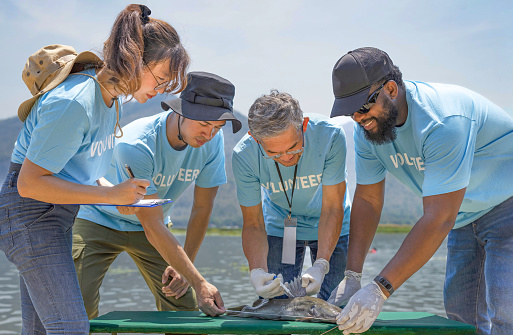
[{"left": 0, "top": 233, "right": 447, "bottom": 334}]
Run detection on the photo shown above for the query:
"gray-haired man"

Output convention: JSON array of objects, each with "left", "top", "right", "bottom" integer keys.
[{"left": 232, "top": 90, "right": 351, "bottom": 300}]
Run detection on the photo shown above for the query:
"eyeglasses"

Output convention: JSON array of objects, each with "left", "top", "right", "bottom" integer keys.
[
  {"left": 348, "top": 81, "right": 387, "bottom": 117},
  {"left": 263, "top": 147, "right": 304, "bottom": 160},
  {"left": 258, "top": 129, "right": 305, "bottom": 160},
  {"left": 143, "top": 60, "right": 170, "bottom": 91}
]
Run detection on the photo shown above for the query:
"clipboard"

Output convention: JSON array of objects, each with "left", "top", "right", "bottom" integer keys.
[{"left": 74, "top": 199, "right": 173, "bottom": 207}]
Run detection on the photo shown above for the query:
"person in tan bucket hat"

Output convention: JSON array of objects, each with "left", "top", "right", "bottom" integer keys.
[
  {"left": 0, "top": 4, "right": 228, "bottom": 335},
  {"left": 18, "top": 44, "right": 102, "bottom": 122}
]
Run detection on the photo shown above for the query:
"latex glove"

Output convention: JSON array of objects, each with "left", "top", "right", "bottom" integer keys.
[
  {"left": 327, "top": 270, "right": 362, "bottom": 306},
  {"left": 336, "top": 281, "right": 387, "bottom": 334},
  {"left": 301, "top": 258, "right": 329, "bottom": 296},
  {"left": 161, "top": 266, "right": 189, "bottom": 299},
  {"left": 249, "top": 268, "right": 285, "bottom": 299}
]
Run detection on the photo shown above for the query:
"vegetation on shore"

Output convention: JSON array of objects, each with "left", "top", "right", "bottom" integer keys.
[
  {"left": 376, "top": 223, "right": 412, "bottom": 233},
  {"left": 170, "top": 223, "right": 412, "bottom": 236}
]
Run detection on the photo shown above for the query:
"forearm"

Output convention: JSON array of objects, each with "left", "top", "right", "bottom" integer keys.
[
  {"left": 136, "top": 198, "right": 207, "bottom": 289},
  {"left": 144, "top": 220, "right": 207, "bottom": 288},
  {"left": 183, "top": 207, "right": 212, "bottom": 262},
  {"left": 183, "top": 185, "right": 218, "bottom": 262},
  {"left": 18, "top": 173, "right": 112, "bottom": 204},
  {"left": 379, "top": 212, "right": 453, "bottom": 291},
  {"left": 240, "top": 204, "right": 269, "bottom": 271},
  {"left": 316, "top": 207, "right": 343, "bottom": 261},
  {"left": 377, "top": 189, "right": 463, "bottom": 294},
  {"left": 242, "top": 224, "right": 269, "bottom": 271},
  {"left": 18, "top": 158, "right": 146, "bottom": 205},
  {"left": 317, "top": 182, "right": 347, "bottom": 261},
  {"left": 346, "top": 207, "right": 381, "bottom": 273},
  {"left": 346, "top": 183, "right": 384, "bottom": 273}
]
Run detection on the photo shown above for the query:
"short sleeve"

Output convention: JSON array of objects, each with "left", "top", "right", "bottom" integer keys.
[
  {"left": 232, "top": 147, "right": 262, "bottom": 207},
  {"left": 195, "top": 132, "right": 227, "bottom": 188},
  {"left": 421, "top": 115, "right": 476, "bottom": 196},
  {"left": 321, "top": 126, "right": 348, "bottom": 186},
  {"left": 354, "top": 125, "right": 387, "bottom": 185},
  {"left": 25, "top": 97, "right": 88, "bottom": 173}
]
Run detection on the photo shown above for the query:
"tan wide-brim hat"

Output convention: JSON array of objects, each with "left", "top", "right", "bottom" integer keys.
[{"left": 18, "top": 44, "right": 102, "bottom": 122}]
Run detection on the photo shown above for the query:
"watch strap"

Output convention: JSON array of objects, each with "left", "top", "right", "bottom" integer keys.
[{"left": 374, "top": 275, "right": 395, "bottom": 295}]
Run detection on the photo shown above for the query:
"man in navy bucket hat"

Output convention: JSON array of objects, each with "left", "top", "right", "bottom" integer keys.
[
  {"left": 73, "top": 72, "right": 240, "bottom": 319},
  {"left": 162, "top": 71, "right": 242, "bottom": 135},
  {"left": 328, "top": 47, "right": 513, "bottom": 335}
]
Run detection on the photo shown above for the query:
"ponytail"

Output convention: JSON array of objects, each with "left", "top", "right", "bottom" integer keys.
[{"left": 102, "top": 4, "right": 189, "bottom": 96}]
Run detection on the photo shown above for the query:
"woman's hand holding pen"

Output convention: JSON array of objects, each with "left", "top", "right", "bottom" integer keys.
[
  {"left": 108, "top": 177, "right": 150, "bottom": 206},
  {"left": 111, "top": 164, "right": 150, "bottom": 214}
]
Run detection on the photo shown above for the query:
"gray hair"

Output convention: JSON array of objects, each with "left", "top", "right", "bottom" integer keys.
[{"left": 248, "top": 90, "right": 303, "bottom": 142}]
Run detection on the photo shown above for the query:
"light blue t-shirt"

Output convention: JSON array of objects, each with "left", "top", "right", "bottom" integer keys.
[
  {"left": 78, "top": 111, "right": 227, "bottom": 231},
  {"left": 355, "top": 81, "right": 513, "bottom": 229},
  {"left": 232, "top": 114, "right": 351, "bottom": 240},
  {"left": 11, "top": 68, "right": 120, "bottom": 186}
]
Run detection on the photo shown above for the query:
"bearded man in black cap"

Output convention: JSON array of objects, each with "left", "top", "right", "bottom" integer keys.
[
  {"left": 328, "top": 47, "right": 513, "bottom": 335},
  {"left": 73, "top": 72, "right": 241, "bottom": 318}
]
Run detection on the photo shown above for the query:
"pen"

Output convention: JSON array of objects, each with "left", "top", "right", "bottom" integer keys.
[{"left": 125, "top": 164, "right": 135, "bottom": 179}]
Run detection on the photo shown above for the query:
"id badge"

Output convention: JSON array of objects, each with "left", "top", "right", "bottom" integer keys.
[{"left": 281, "top": 216, "right": 297, "bottom": 265}]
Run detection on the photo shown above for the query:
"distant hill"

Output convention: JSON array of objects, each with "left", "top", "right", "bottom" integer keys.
[{"left": 0, "top": 95, "right": 421, "bottom": 227}]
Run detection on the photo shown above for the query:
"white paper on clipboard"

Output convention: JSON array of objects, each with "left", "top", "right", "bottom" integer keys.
[{"left": 72, "top": 199, "right": 173, "bottom": 207}]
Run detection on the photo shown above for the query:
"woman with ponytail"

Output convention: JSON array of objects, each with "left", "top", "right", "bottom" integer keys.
[{"left": 0, "top": 5, "right": 192, "bottom": 334}]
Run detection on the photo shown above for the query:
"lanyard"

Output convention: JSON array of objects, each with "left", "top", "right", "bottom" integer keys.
[{"left": 274, "top": 161, "right": 298, "bottom": 219}]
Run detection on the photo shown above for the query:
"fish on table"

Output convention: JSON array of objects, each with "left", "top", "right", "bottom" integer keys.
[
  {"left": 226, "top": 277, "right": 341, "bottom": 324},
  {"left": 226, "top": 296, "right": 341, "bottom": 323}
]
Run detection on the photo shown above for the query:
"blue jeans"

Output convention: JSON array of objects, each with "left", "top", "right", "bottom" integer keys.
[
  {"left": 445, "top": 196, "right": 513, "bottom": 335},
  {"left": 0, "top": 163, "right": 89, "bottom": 334},
  {"left": 267, "top": 234, "right": 348, "bottom": 301}
]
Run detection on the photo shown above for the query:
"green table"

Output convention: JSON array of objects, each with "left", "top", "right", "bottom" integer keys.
[{"left": 89, "top": 311, "right": 476, "bottom": 334}]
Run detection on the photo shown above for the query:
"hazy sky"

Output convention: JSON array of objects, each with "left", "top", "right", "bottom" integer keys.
[{"left": 1, "top": 0, "right": 512, "bottom": 121}]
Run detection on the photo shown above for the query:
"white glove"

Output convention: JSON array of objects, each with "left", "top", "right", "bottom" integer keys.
[
  {"left": 336, "top": 281, "right": 387, "bottom": 334},
  {"left": 327, "top": 270, "right": 362, "bottom": 306},
  {"left": 301, "top": 258, "right": 329, "bottom": 296},
  {"left": 249, "top": 268, "right": 285, "bottom": 299}
]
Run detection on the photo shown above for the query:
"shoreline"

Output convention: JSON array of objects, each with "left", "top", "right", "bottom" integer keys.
[{"left": 171, "top": 223, "right": 412, "bottom": 236}]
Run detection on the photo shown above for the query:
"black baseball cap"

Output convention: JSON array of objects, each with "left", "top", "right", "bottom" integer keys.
[
  {"left": 162, "top": 71, "right": 242, "bottom": 133},
  {"left": 330, "top": 47, "right": 394, "bottom": 117}
]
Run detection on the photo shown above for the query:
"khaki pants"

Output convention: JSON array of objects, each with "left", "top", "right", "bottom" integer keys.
[{"left": 72, "top": 218, "right": 197, "bottom": 320}]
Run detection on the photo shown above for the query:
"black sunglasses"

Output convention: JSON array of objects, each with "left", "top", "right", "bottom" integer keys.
[{"left": 348, "top": 81, "right": 388, "bottom": 117}]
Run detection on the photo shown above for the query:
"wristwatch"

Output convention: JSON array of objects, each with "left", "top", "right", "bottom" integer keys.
[{"left": 374, "top": 275, "right": 395, "bottom": 295}]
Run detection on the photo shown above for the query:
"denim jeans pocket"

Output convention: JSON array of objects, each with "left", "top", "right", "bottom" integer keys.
[
  {"left": 0, "top": 206, "right": 14, "bottom": 252},
  {"left": 22, "top": 200, "right": 56, "bottom": 229},
  {"left": 1, "top": 169, "right": 19, "bottom": 193}
]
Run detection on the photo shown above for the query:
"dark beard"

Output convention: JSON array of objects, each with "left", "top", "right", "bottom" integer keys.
[{"left": 362, "top": 98, "right": 399, "bottom": 145}]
